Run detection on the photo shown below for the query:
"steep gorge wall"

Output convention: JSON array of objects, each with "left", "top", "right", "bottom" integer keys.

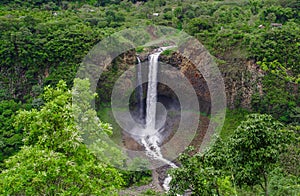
[
  {"left": 99, "top": 50, "right": 264, "bottom": 156},
  {"left": 160, "top": 52, "right": 264, "bottom": 110},
  {"left": 219, "top": 59, "right": 264, "bottom": 109},
  {"left": 0, "top": 45, "right": 263, "bottom": 112}
]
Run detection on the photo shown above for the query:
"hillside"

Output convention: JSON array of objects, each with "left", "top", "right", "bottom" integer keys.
[{"left": 0, "top": 0, "right": 299, "bottom": 195}]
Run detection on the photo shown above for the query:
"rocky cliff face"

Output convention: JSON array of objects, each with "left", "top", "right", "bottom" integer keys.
[
  {"left": 160, "top": 52, "right": 264, "bottom": 110},
  {"left": 96, "top": 49, "right": 137, "bottom": 106},
  {"left": 219, "top": 59, "right": 264, "bottom": 109},
  {"left": 159, "top": 52, "right": 211, "bottom": 114},
  {"left": 98, "top": 47, "right": 265, "bottom": 112},
  {"left": 98, "top": 50, "right": 264, "bottom": 152}
]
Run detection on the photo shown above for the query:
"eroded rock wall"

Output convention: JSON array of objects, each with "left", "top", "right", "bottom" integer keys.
[{"left": 160, "top": 52, "right": 264, "bottom": 110}]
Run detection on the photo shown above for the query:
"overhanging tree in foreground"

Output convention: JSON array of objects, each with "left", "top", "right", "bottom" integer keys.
[{"left": 0, "top": 79, "right": 124, "bottom": 195}]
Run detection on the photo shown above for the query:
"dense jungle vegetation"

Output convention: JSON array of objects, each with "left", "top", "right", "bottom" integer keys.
[{"left": 0, "top": 0, "right": 299, "bottom": 195}]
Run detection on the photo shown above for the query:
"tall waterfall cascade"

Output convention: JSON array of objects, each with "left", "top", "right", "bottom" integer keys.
[
  {"left": 136, "top": 46, "right": 178, "bottom": 192},
  {"left": 136, "top": 57, "right": 144, "bottom": 121}
]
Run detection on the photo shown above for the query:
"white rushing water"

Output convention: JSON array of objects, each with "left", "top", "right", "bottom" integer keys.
[
  {"left": 145, "top": 46, "right": 175, "bottom": 130},
  {"left": 138, "top": 47, "right": 178, "bottom": 192},
  {"left": 136, "top": 57, "right": 144, "bottom": 121},
  {"left": 145, "top": 50, "right": 160, "bottom": 130}
]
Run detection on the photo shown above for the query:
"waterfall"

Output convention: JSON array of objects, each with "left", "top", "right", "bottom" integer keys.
[
  {"left": 140, "top": 136, "right": 176, "bottom": 168},
  {"left": 140, "top": 135, "right": 177, "bottom": 192},
  {"left": 138, "top": 47, "right": 178, "bottom": 192},
  {"left": 136, "top": 57, "right": 144, "bottom": 121},
  {"left": 145, "top": 50, "right": 161, "bottom": 130}
]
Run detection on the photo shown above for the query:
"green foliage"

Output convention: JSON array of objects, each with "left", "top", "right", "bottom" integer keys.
[
  {"left": 219, "top": 109, "right": 249, "bottom": 141},
  {"left": 142, "top": 188, "right": 162, "bottom": 195},
  {"left": 124, "top": 172, "right": 152, "bottom": 187},
  {"left": 213, "top": 5, "right": 247, "bottom": 24},
  {"left": 0, "top": 100, "right": 23, "bottom": 162},
  {"left": 97, "top": 107, "right": 123, "bottom": 144},
  {"left": 186, "top": 16, "right": 213, "bottom": 35},
  {"left": 249, "top": 20, "right": 300, "bottom": 122},
  {"left": 228, "top": 114, "right": 295, "bottom": 195},
  {"left": 169, "top": 138, "right": 235, "bottom": 195},
  {"left": 248, "top": 22, "right": 300, "bottom": 77},
  {"left": 289, "top": 107, "right": 300, "bottom": 125},
  {"left": 279, "top": 126, "right": 300, "bottom": 176},
  {"left": 249, "top": 0, "right": 263, "bottom": 15},
  {"left": 170, "top": 114, "right": 298, "bottom": 196},
  {"left": 0, "top": 9, "right": 111, "bottom": 101},
  {"left": 161, "top": 48, "right": 175, "bottom": 56},
  {"left": 0, "top": 80, "right": 124, "bottom": 195},
  {"left": 0, "top": 0, "right": 298, "bottom": 122},
  {"left": 72, "top": 78, "right": 126, "bottom": 167},
  {"left": 136, "top": 46, "right": 145, "bottom": 53},
  {"left": 105, "top": 9, "right": 125, "bottom": 27},
  {"left": 96, "top": 65, "right": 124, "bottom": 107},
  {"left": 0, "top": 145, "right": 123, "bottom": 195},
  {"left": 0, "top": 0, "right": 299, "bottom": 193},
  {"left": 260, "top": 6, "right": 295, "bottom": 23},
  {"left": 251, "top": 75, "right": 297, "bottom": 123},
  {"left": 268, "top": 167, "right": 300, "bottom": 196}
]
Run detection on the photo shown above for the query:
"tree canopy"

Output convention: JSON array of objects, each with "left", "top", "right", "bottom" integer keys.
[
  {"left": 170, "top": 114, "right": 298, "bottom": 196},
  {"left": 0, "top": 80, "right": 124, "bottom": 195}
]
